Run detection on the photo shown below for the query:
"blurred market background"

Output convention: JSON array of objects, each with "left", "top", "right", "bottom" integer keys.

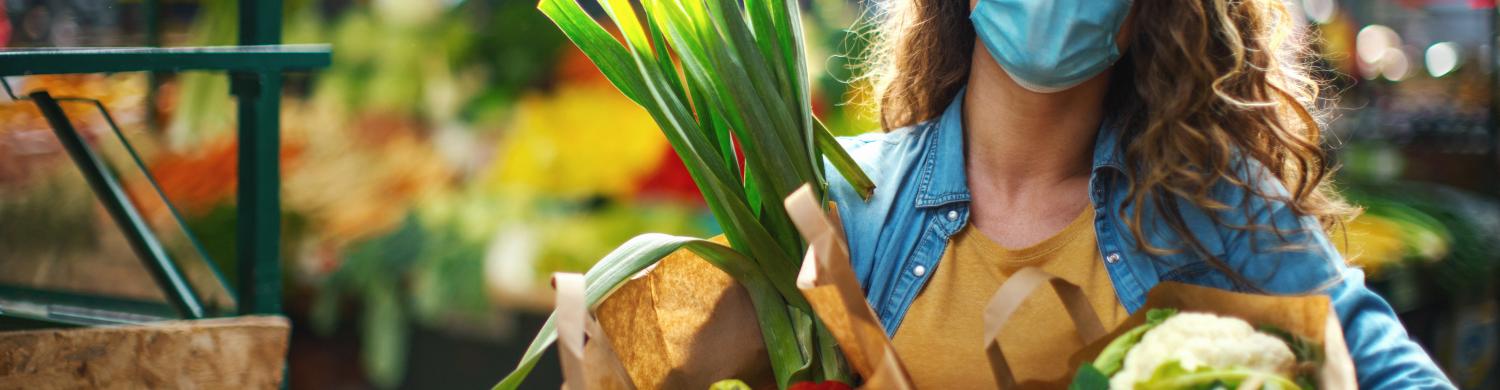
[{"left": 0, "top": 0, "right": 1496, "bottom": 388}]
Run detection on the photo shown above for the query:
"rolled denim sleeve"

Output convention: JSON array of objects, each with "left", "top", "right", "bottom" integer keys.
[
  {"left": 1329, "top": 267, "right": 1454, "bottom": 389},
  {"left": 1214, "top": 159, "right": 1454, "bottom": 389}
]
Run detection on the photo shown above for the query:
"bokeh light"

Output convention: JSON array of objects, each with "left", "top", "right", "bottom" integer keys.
[
  {"left": 1379, "top": 48, "right": 1410, "bottom": 81},
  {"left": 1302, "top": 0, "right": 1337, "bottom": 24},
  {"left": 1425, "top": 42, "right": 1461, "bottom": 78},
  {"left": 1357, "top": 24, "right": 1401, "bottom": 64}
]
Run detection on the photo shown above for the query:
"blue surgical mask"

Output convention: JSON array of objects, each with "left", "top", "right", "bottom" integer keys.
[{"left": 970, "top": 0, "right": 1132, "bottom": 93}]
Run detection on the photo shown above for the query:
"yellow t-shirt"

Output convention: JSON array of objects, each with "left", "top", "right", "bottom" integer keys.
[{"left": 892, "top": 207, "right": 1130, "bottom": 388}]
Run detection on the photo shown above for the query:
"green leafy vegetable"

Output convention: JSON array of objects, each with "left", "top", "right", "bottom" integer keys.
[
  {"left": 1093, "top": 308, "right": 1178, "bottom": 376},
  {"left": 1259, "top": 325, "right": 1323, "bottom": 364},
  {"left": 1136, "top": 361, "right": 1302, "bottom": 390},
  {"left": 1259, "top": 325, "right": 1324, "bottom": 389},
  {"left": 1069, "top": 364, "right": 1111, "bottom": 390},
  {"left": 710, "top": 379, "right": 753, "bottom": 390}
]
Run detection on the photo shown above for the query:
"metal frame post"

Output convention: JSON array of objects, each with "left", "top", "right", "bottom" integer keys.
[
  {"left": 143, "top": 0, "right": 160, "bottom": 47},
  {"left": 234, "top": 0, "right": 284, "bottom": 316},
  {"left": 144, "top": 0, "right": 161, "bottom": 131},
  {"left": 1491, "top": 5, "right": 1499, "bottom": 173}
]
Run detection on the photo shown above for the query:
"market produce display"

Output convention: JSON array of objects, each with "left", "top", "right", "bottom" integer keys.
[{"left": 1072, "top": 309, "right": 1326, "bottom": 390}]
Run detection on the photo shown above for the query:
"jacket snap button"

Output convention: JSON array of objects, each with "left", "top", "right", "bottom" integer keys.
[
  {"left": 1106, "top": 253, "right": 1121, "bottom": 264},
  {"left": 912, "top": 265, "right": 927, "bottom": 277},
  {"left": 946, "top": 210, "right": 958, "bottom": 221}
]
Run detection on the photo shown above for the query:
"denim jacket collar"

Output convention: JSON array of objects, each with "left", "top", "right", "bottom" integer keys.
[
  {"left": 913, "top": 88, "right": 1126, "bottom": 210},
  {"left": 912, "top": 92, "right": 971, "bottom": 209}
]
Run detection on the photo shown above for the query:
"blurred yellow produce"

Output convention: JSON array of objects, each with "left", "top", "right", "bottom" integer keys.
[{"left": 482, "top": 84, "right": 667, "bottom": 200}]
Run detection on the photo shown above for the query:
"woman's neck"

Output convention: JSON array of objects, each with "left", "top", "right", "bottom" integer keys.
[
  {"left": 962, "top": 45, "right": 1110, "bottom": 197},
  {"left": 961, "top": 45, "right": 1111, "bottom": 247}
]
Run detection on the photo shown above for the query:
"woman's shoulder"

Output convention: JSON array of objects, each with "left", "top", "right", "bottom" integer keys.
[
  {"left": 1167, "top": 154, "right": 1348, "bottom": 294},
  {"left": 822, "top": 121, "right": 941, "bottom": 254},
  {"left": 824, "top": 121, "right": 939, "bottom": 204},
  {"left": 832, "top": 122, "right": 935, "bottom": 156}
]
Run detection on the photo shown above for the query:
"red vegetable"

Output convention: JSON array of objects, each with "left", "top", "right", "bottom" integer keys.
[{"left": 788, "top": 380, "right": 852, "bottom": 390}]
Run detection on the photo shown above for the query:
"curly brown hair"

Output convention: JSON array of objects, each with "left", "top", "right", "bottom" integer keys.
[{"left": 860, "top": 0, "right": 1357, "bottom": 284}]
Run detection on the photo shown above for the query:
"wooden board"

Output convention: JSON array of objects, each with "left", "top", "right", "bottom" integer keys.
[{"left": 0, "top": 315, "right": 290, "bottom": 389}]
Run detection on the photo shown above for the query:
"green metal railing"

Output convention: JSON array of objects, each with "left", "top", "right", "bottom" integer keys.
[
  {"left": 236, "top": 0, "right": 292, "bottom": 316},
  {"left": 29, "top": 90, "right": 206, "bottom": 320},
  {"left": 0, "top": 0, "right": 330, "bottom": 322},
  {"left": 0, "top": 45, "right": 330, "bottom": 75}
]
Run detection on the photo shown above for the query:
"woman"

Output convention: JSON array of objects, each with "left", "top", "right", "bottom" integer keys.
[{"left": 822, "top": 0, "right": 1453, "bottom": 388}]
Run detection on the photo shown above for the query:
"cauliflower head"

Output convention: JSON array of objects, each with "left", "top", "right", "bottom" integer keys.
[{"left": 1108, "top": 312, "right": 1296, "bottom": 389}]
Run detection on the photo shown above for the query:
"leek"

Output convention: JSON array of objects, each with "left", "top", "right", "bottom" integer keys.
[{"left": 494, "top": 0, "right": 874, "bottom": 388}]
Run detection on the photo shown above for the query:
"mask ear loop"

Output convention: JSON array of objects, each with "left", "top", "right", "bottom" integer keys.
[{"left": 2, "top": 77, "right": 235, "bottom": 311}]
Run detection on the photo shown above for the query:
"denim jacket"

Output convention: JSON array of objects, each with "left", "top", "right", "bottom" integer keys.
[{"left": 823, "top": 90, "right": 1453, "bottom": 389}]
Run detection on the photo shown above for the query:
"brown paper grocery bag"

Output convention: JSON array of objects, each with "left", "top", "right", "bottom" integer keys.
[
  {"left": 785, "top": 185, "right": 915, "bottom": 389},
  {"left": 590, "top": 241, "right": 775, "bottom": 389},
  {"left": 553, "top": 273, "right": 635, "bottom": 390},
  {"left": 1064, "top": 282, "right": 1359, "bottom": 390}
]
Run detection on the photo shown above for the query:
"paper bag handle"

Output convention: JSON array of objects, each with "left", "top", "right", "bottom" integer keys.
[
  {"left": 554, "top": 273, "right": 636, "bottom": 390},
  {"left": 556, "top": 273, "right": 588, "bottom": 390},
  {"left": 784, "top": 185, "right": 916, "bottom": 389},
  {"left": 1320, "top": 307, "right": 1357, "bottom": 390},
  {"left": 983, "top": 267, "right": 1106, "bottom": 389}
]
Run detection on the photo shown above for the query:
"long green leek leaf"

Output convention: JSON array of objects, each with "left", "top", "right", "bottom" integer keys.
[
  {"left": 706, "top": 0, "right": 816, "bottom": 190},
  {"left": 672, "top": 24, "right": 731, "bottom": 176},
  {"left": 816, "top": 118, "right": 875, "bottom": 200},
  {"left": 626, "top": 44, "right": 804, "bottom": 301},
  {"left": 666, "top": 0, "right": 806, "bottom": 198},
  {"left": 781, "top": 0, "right": 817, "bottom": 179},
  {"left": 644, "top": 0, "right": 804, "bottom": 264},
  {"left": 745, "top": 0, "right": 791, "bottom": 98},
  {"left": 646, "top": 14, "right": 690, "bottom": 103},
  {"left": 697, "top": 0, "right": 811, "bottom": 258},
  {"left": 814, "top": 321, "right": 852, "bottom": 383},
  {"left": 536, "top": 0, "right": 647, "bottom": 104}
]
